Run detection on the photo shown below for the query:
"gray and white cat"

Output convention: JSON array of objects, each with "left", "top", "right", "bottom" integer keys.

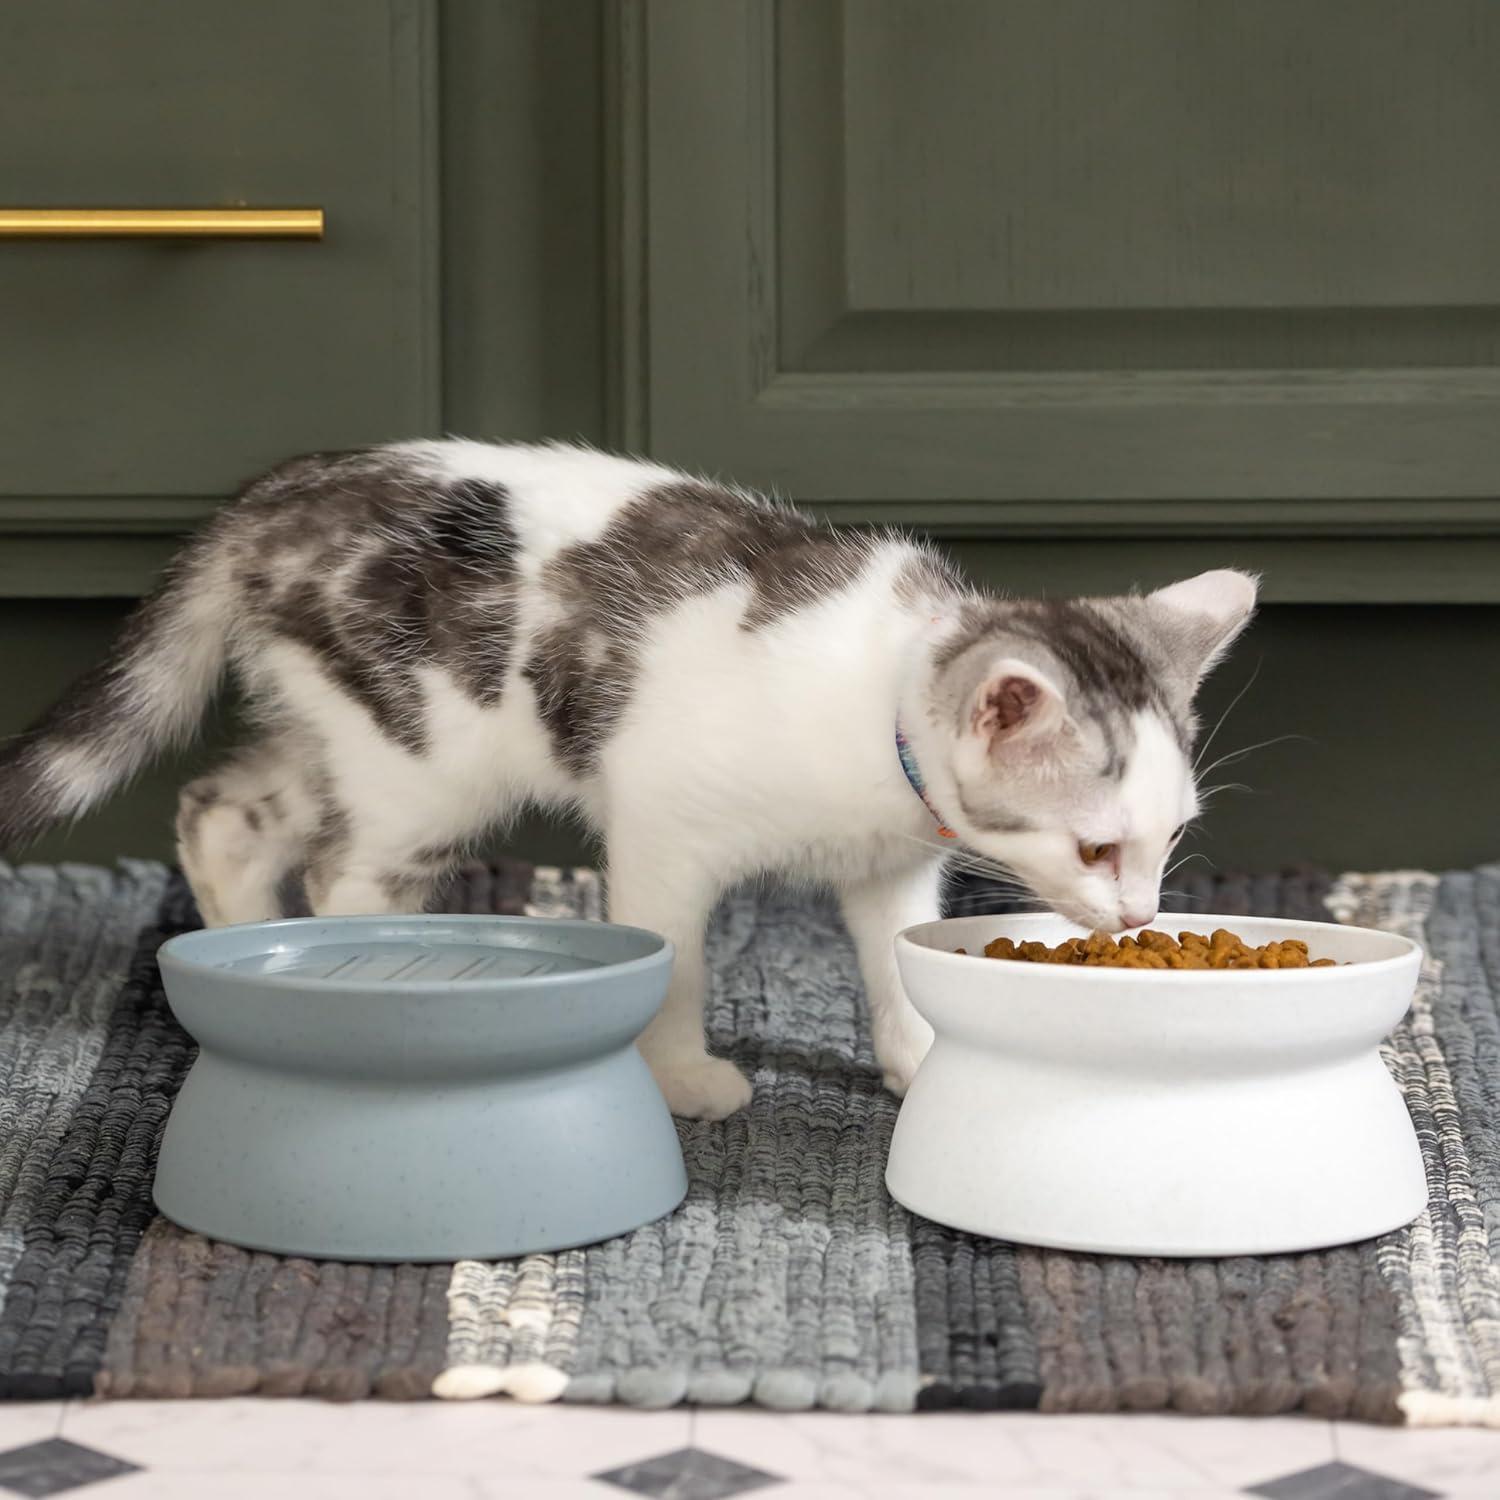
[{"left": 0, "top": 441, "right": 1256, "bottom": 1118}]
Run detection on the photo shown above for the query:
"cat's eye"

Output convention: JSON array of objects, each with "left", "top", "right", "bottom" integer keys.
[{"left": 1078, "top": 841, "right": 1117, "bottom": 866}]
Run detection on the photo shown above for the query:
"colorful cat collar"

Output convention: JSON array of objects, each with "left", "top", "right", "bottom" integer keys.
[{"left": 895, "top": 726, "right": 958, "bottom": 841}]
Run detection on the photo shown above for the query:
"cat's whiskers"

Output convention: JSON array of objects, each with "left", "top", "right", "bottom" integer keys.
[
  {"left": 944, "top": 889, "right": 1047, "bottom": 914},
  {"left": 1196, "top": 733, "right": 1311, "bottom": 784},
  {"left": 1194, "top": 658, "right": 1262, "bottom": 772},
  {"left": 945, "top": 854, "right": 1032, "bottom": 888},
  {"left": 1164, "top": 849, "right": 1213, "bottom": 881},
  {"left": 1195, "top": 781, "right": 1252, "bottom": 801},
  {"left": 890, "top": 829, "right": 1026, "bottom": 887},
  {"left": 940, "top": 868, "right": 1036, "bottom": 894}
]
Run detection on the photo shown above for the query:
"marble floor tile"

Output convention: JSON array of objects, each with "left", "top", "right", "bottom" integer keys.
[
  {"left": 9, "top": 1400, "right": 1497, "bottom": 1499},
  {"left": 0, "top": 1401, "right": 65, "bottom": 1450},
  {"left": 766, "top": 1486, "right": 1246, "bottom": 1500},
  {"left": 61, "top": 1398, "right": 692, "bottom": 1481},
  {"left": 1330, "top": 1421, "right": 1500, "bottom": 1496},
  {"left": 101, "top": 1473, "right": 487, "bottom": 1500},
  {"left": 692, "top": 1409, "right": 1338, "bottom": 1492}
]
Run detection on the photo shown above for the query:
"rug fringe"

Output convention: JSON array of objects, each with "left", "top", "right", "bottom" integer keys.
[
  {"left": 1399, "top": 1390, "right": 1500, "bottom": 1427},
  {"left": 431, "top": 1360, "right": 568, "bottom": 1403}
]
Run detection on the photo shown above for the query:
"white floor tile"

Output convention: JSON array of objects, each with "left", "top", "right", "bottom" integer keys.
[
  {"left": 0, "top": 1399, "right": 64, "bottom": 1448},
  {"left": 770, "top": 1486, "right": 1246, "bottom": 1500},
  {"left": 47, "top": 1400, "right": 1500, "bottom": 1498},
  {"left": 104, "top": 1480, "right": 612, "bottom": 1500},
  {"left": 102, "top": 1475, "right": 616, "bottom": 1499},
  {"left": 474, "top": 1483, "right": 648, "bottom": 1500},
  {"left": 102, "top": 1474, "right": 486, "bottom": 1500},
  {"left": 62, "top": 1397, "right": 691, "bottom": 1481},
  {"left": 691, "top": 1409, "right": 1336, "bottom": 1492},
  {"left": 1332, "top": 1419, "right": 1500, "bottom": 1492}
]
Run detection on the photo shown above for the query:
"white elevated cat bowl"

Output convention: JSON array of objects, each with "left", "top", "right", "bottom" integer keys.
[{"left": 887, "top": 913, "right": 1426, "bottom": 1257}]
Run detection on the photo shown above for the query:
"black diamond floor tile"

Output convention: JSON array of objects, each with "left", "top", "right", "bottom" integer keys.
[
  {"left": 595, "top": 1445, "right": 781, "bottom": 1500},
  {"left": 0, "top": 1439, "right": 139, "bottom": 1498},
  {"left": 1247, "top": 1459, "right": 1443, "bottom": 1500}
]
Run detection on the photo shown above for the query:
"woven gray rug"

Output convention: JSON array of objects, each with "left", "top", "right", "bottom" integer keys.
[{"left": 0, "top": 858, "right": 1497, "bottom": 1425}]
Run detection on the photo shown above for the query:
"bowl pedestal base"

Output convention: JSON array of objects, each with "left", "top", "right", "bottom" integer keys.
[
  {"left": 887, "top": 1042, "right": 1426, "bottom": 1257},
  {"left": 157, "top": 1046, "right": 688, "bottom": 1263}
]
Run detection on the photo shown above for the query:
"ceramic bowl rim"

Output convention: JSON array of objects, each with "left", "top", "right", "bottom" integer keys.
[
  {"left": 898, "top": 910, "right": 1420, "bottom": 985},
  {"left": 159, "top": 913, "right": 673, "bottom": 995}
]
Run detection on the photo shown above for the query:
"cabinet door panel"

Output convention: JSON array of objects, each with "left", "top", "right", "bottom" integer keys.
[
  {"left": 0, "top": 0, "right": 437, "bottom": 503},
  {"left": 625, "top": 0, "right": 1500, "bottom": 544}
]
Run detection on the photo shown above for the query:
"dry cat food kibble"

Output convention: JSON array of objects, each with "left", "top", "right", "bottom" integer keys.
[{"left": 961, "top": 927, "right": 1340, "bottom": 970}]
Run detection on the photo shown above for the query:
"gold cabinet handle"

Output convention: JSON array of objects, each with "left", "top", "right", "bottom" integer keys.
[{"left": 0, "top": 208, "right": 323, "bottom": 239}]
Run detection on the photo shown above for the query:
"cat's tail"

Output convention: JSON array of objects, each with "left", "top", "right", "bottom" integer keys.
[{"left": 0, "top": 539, "right": 234, "bottom": 850}]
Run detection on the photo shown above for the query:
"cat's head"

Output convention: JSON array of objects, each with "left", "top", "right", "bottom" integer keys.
[{"left": 915, "top": 570, "right": 1257, "bottom": 932}]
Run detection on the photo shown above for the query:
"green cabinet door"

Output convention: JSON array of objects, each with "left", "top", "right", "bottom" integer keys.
[
  {"left": 0, "top": 0, "right": 438, "bottom": 595},
  {"left": 615, "top": 1, "right": 1500, "bottom": 595}
]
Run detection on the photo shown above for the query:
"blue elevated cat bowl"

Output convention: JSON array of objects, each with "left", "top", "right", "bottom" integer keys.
[{"left": 153, "top": 915, "right": 687, "bottom": 1262}]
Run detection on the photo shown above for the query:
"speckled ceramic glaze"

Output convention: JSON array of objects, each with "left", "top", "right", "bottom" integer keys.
[{"left": 153, "top": 914, "right": 685, "bottom": 1262}]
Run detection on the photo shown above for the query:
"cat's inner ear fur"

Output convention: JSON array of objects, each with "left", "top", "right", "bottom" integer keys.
[
  {"left": 1148, "top": 569, "right": 1258, "bottom": 687},
  {"left": 968, "top": 658, "right": 1068, "bottom": 755}
]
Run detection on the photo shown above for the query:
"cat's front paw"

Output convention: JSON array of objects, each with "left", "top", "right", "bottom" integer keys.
[
  {"left": 875, "top": 1016, "right": 935, "bottom": 1098},
  {"left": 650, "top": 1054, "right": 752, "bottom": 1120}
]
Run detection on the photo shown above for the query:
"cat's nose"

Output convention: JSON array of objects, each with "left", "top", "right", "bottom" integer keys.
[{"left": 1122, "top": 905, "right": 1157, "bottom": 930}]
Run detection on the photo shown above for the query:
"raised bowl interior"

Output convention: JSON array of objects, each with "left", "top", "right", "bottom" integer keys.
[
  {"left": 163, "top": 912, "right": 668, "bottom": 986},
  {"left": 902, "top": 910, "right": 1416, "bottom": 967},
  {"left": 158, "top": 914, "right": 675, "bottom": 1077}
]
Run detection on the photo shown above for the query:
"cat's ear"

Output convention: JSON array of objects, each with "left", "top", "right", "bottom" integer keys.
[
  {"left": 970, "top": 660, "right": 1068, "bottom": 752},
  {"left": 1148, "top": 569, "right": 1258, "bottom": 686}
]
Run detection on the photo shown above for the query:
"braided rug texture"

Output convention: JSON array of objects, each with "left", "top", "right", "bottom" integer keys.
[{"left": 0, "top": 858, "right": 1496, "bottom": 1424}]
